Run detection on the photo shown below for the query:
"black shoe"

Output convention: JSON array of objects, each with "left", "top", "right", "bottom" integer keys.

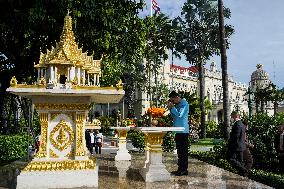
[{"left": 175, "top": 170, "right": 188, "bottom": 176}]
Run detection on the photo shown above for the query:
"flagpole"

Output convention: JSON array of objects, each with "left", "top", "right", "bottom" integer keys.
[{"left": 150, "top": 0, "right": 152, "bottom": 17}]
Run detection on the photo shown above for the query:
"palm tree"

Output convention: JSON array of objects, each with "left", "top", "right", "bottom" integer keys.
[{"left": 218, "top": 0, "right": 230, "bottom": 139}]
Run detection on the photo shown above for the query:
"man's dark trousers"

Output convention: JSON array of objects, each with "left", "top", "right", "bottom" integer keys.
[{"left": 175, "top": 133, "right": 189, "bottom": 172}]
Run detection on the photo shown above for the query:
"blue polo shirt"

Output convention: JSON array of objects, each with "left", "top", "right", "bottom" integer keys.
[{"left": 170, "top": 98, "right": 189, "bottom": 134}]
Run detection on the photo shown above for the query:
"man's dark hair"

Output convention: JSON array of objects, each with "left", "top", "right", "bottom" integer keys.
[
  {"left": 169, "top": 91, "right": 180, "bottom": 98},
  {"left": 231, "top": 111, "right": 239, "bottom": 116}
]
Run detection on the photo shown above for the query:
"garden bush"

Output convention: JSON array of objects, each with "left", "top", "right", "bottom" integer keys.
[
  {"left": 98, "top": 116, "right": 115, "bottom": 135},
  {"left": 245, "top": 113, "right": 284, "bottom": 172},
  {"left": 190, "top": 150, "right": 284, "bottom": 188},
  {"left": 0, "top": 134, "right": 33, "bottom": 165},
  {"left": 206, "top": 121, "right": 223, "bottom": 138},
  {"left": 127, "top": 130, "right": 145, "bottom": 151}
]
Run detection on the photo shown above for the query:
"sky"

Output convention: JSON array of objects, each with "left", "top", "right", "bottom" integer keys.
[{"left": 141, "top": 0, "right": 284, "bottom": 88}]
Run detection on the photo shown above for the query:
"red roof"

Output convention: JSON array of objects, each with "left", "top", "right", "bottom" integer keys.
[{"left": 170, "top": 65, "right": 199, "bottom": 74}]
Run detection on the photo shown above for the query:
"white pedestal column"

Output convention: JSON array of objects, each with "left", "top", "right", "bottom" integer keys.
[
  {"left": 115, "top": 160, "right": 131, "bottom": 178},
  {"left": 111, "top": 127, "right": 132, "bottom": 161},
  {"left": 140, "top": 132, "right": 170, "bottom": 182},
  {"left": 136, "top": 127, "right": 184, "bottom": 182}
]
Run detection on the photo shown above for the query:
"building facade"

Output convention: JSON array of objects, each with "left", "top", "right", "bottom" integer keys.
[{"left": 134, "top": 59, "right": 249, "bottom": 123}]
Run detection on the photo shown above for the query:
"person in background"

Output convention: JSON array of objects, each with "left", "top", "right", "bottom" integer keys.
[
  {"left": 89, "top": 129, "right": 96, "bottom": 154},
  {"left": 95, "top": 130, "right": 103, "bottom": 154},
  {"left": 167, "top": 91, "right": 190, "bottom": 176},
  {"left": 274, "top": 124, "right": 284, "bottom": 173},
  {"left": 85, "top": 129, "right": 91, "bottom": 153},
  {"left": 227, "top": 111, "right": 248, "bottom": 176},
  {"left": 242, "top": 121, "right": 254, "bottom": 171}
]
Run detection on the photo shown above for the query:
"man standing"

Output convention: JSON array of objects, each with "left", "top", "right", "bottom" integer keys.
[
  {"left": 167, "top": 91, "right": 190, "bottom": 176},
  {"left": 227, "top": 111, "right": 247, "bottom": 176}
]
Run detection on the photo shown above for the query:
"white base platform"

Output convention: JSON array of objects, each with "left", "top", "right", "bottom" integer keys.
[
  {"left": 17, "top": 166, "right": 98, "bottom": 189},
  {"left": 141, "top": 164, "right": 170, "bottom": 182}
]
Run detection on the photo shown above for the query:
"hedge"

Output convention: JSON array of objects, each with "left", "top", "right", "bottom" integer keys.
[
  {"left": 0, "top": 134, "right": 33, "bottom": 165},
  {"left": 190, "top": 150, "right": 284, "bottom": 189}
]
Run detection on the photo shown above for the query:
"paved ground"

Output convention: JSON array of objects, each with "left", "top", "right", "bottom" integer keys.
[{"left": 0, "top": 138, "right": 273, "bottom": 189}]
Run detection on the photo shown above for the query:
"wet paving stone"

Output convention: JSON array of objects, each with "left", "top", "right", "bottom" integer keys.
[{"left": 0, "top": 153, "right": 273, "bottom": 189}]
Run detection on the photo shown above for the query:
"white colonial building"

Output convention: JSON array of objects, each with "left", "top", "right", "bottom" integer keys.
[{"left": 135, "top": 58, "right": 249, "bottom": 123}]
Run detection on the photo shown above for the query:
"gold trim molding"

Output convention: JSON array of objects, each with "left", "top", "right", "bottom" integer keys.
[
  {"left": 35, "top": 113, "right": 48, "bottom": 158},
  {"left": 35, "top": 103, "right": 89, "bottom": 110},
  {"left": 23, "top": 159, "right": 96, "bottom": 172},
  {"left": 75, "top": 113, "right": 86, "bottom": 156}
]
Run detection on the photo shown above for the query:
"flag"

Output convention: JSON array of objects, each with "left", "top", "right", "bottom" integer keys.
[{"left": 152, "top": 0, "right": 161, "bottom": 14}]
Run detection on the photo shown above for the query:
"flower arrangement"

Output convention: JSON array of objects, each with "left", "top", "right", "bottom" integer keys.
[
  {"left": 147, "top": 107, "right": 166, "bottom": 118},
  {"left": 122, "top": 118, "right": 136, "bottom": 127}
]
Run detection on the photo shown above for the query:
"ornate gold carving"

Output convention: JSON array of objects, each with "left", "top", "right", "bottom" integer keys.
[
  {"left": 146, "top": 133, "right": 165, "bottom": 146},
  {"left": 10, "top": 76, "right": 17, "bottom": 87},
  {"left": 35, "top": 103, "right": 89, "bottom": 110},
  {"left": 145, "top": 133, "right": 166, "bottom": 152},
  {"left": 51, "top": 112, "right": 74, "bottom": 121},
  {"left": 33, "top": 13, "right": 102, "bottom": 83},
  {"left": 75, "top": 113, "right": 86, "bottom": 156},
  {"left": 71, "top": 85, "right": 123, "bottom": 90},
  {"left": 72, "top": 76, "right": 78, "bottom": 85},
  {"left": 65, "top": 148, "right": 75, "bottom": 158},
  {"left": 23, "top": 159, "right": 96, "bottom": 172},
  {"left": 35, "top": 113, "right": 49, "bottom": 158},
  {"left": 116, "top": 79, "right": 124, "bottom": 89},
  {"left": 49, "top": 149, "right": 59, "bottom": 158},
  {"left": 51, "top": 113, "right": 60, "bottom": 121},
  {"left": 38, "top": 77, "right": 46, "bottom": 86},
  {"left": 50, "top": 120, "right": 74, "bottom": 151},
  {"left": 117, "top": 130, "right": 128, "bottom": 139}
]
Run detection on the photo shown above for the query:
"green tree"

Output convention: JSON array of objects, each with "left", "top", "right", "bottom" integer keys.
[
  {"left": 174, "top": 0, "right": 234, "bottom": 138},
  {"left": 0, "top": 0, "right": 147, "bottom": 120},
  {"left": 143, "top": 13, "right": 178, "bottom": 107}
]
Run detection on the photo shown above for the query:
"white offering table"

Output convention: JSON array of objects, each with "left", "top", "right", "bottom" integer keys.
[
  {"left": 135, "top": 127, "right": 184, "bottom": 182},
  {"left": 111, "top": 127, "right": 134, "bottom": 161}
]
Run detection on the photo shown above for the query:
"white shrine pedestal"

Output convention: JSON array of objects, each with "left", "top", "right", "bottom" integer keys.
[
  {"left": 7, "top": 89, "right": 124, "bottom": 189},
  {"left": 111, "top": 127, "right": 134, "bottom": 161},
  {"left": 136, "top": 127, "right": 184, "bottom": 182}
]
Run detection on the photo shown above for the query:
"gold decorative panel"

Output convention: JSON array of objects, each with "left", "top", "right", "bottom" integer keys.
[
  {"left": 23, "top": 159, "right": 96, "bottom": 172},
  {"left": 35, "top": 113, "right": 48, "bottom": 158},
  {"left": 50, "top": 120, "right": 74, "bottom": 151},
  {"left": 75, "top": 113, "right": 86, "bottom": 156}
]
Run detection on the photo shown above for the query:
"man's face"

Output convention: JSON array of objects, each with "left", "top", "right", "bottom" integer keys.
[
  {"left": 170, "top": 96, "right": 180, "bottom": 104},
  {"left": 278, "top": 126, "right": 284, "bottom": 133}
]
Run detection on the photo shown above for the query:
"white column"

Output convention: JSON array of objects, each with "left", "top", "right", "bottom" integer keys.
[
  {"left": 87, "top": 74, "right": 90, "bottom": 85},
  {"left": 67, "top": 67, "right": 70, "bottom": 81},
  {"left": 93, "top": 74, "right": 96, "bottom": 86},
  {"left": 77, "top": 67, "right": 81, "bottom": 85},
  {"left": 113, "top": 128, "right": 131, "bottom": 161},
  {"left": 97, "top": 75, "right": 100, "bottom": 86},
  {"left": 83, "top": 70, "right": 86, "bottom": 85},
  {"left": 70, "top": 67, "right": 75, "bottom": 81},
  {"left": 54, "top": 66, "right": 57, "bottom": 83},
  {"left": 50, "top": 66, "right": 54, "bottom": 82},
  {"left": 37, "top": 69, "right": 40, "bottom": 81}
]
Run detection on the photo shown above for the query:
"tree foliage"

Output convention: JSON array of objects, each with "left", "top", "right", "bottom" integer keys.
[{"left": 174, "top": 0, "right": 234, "bottom": 138}]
